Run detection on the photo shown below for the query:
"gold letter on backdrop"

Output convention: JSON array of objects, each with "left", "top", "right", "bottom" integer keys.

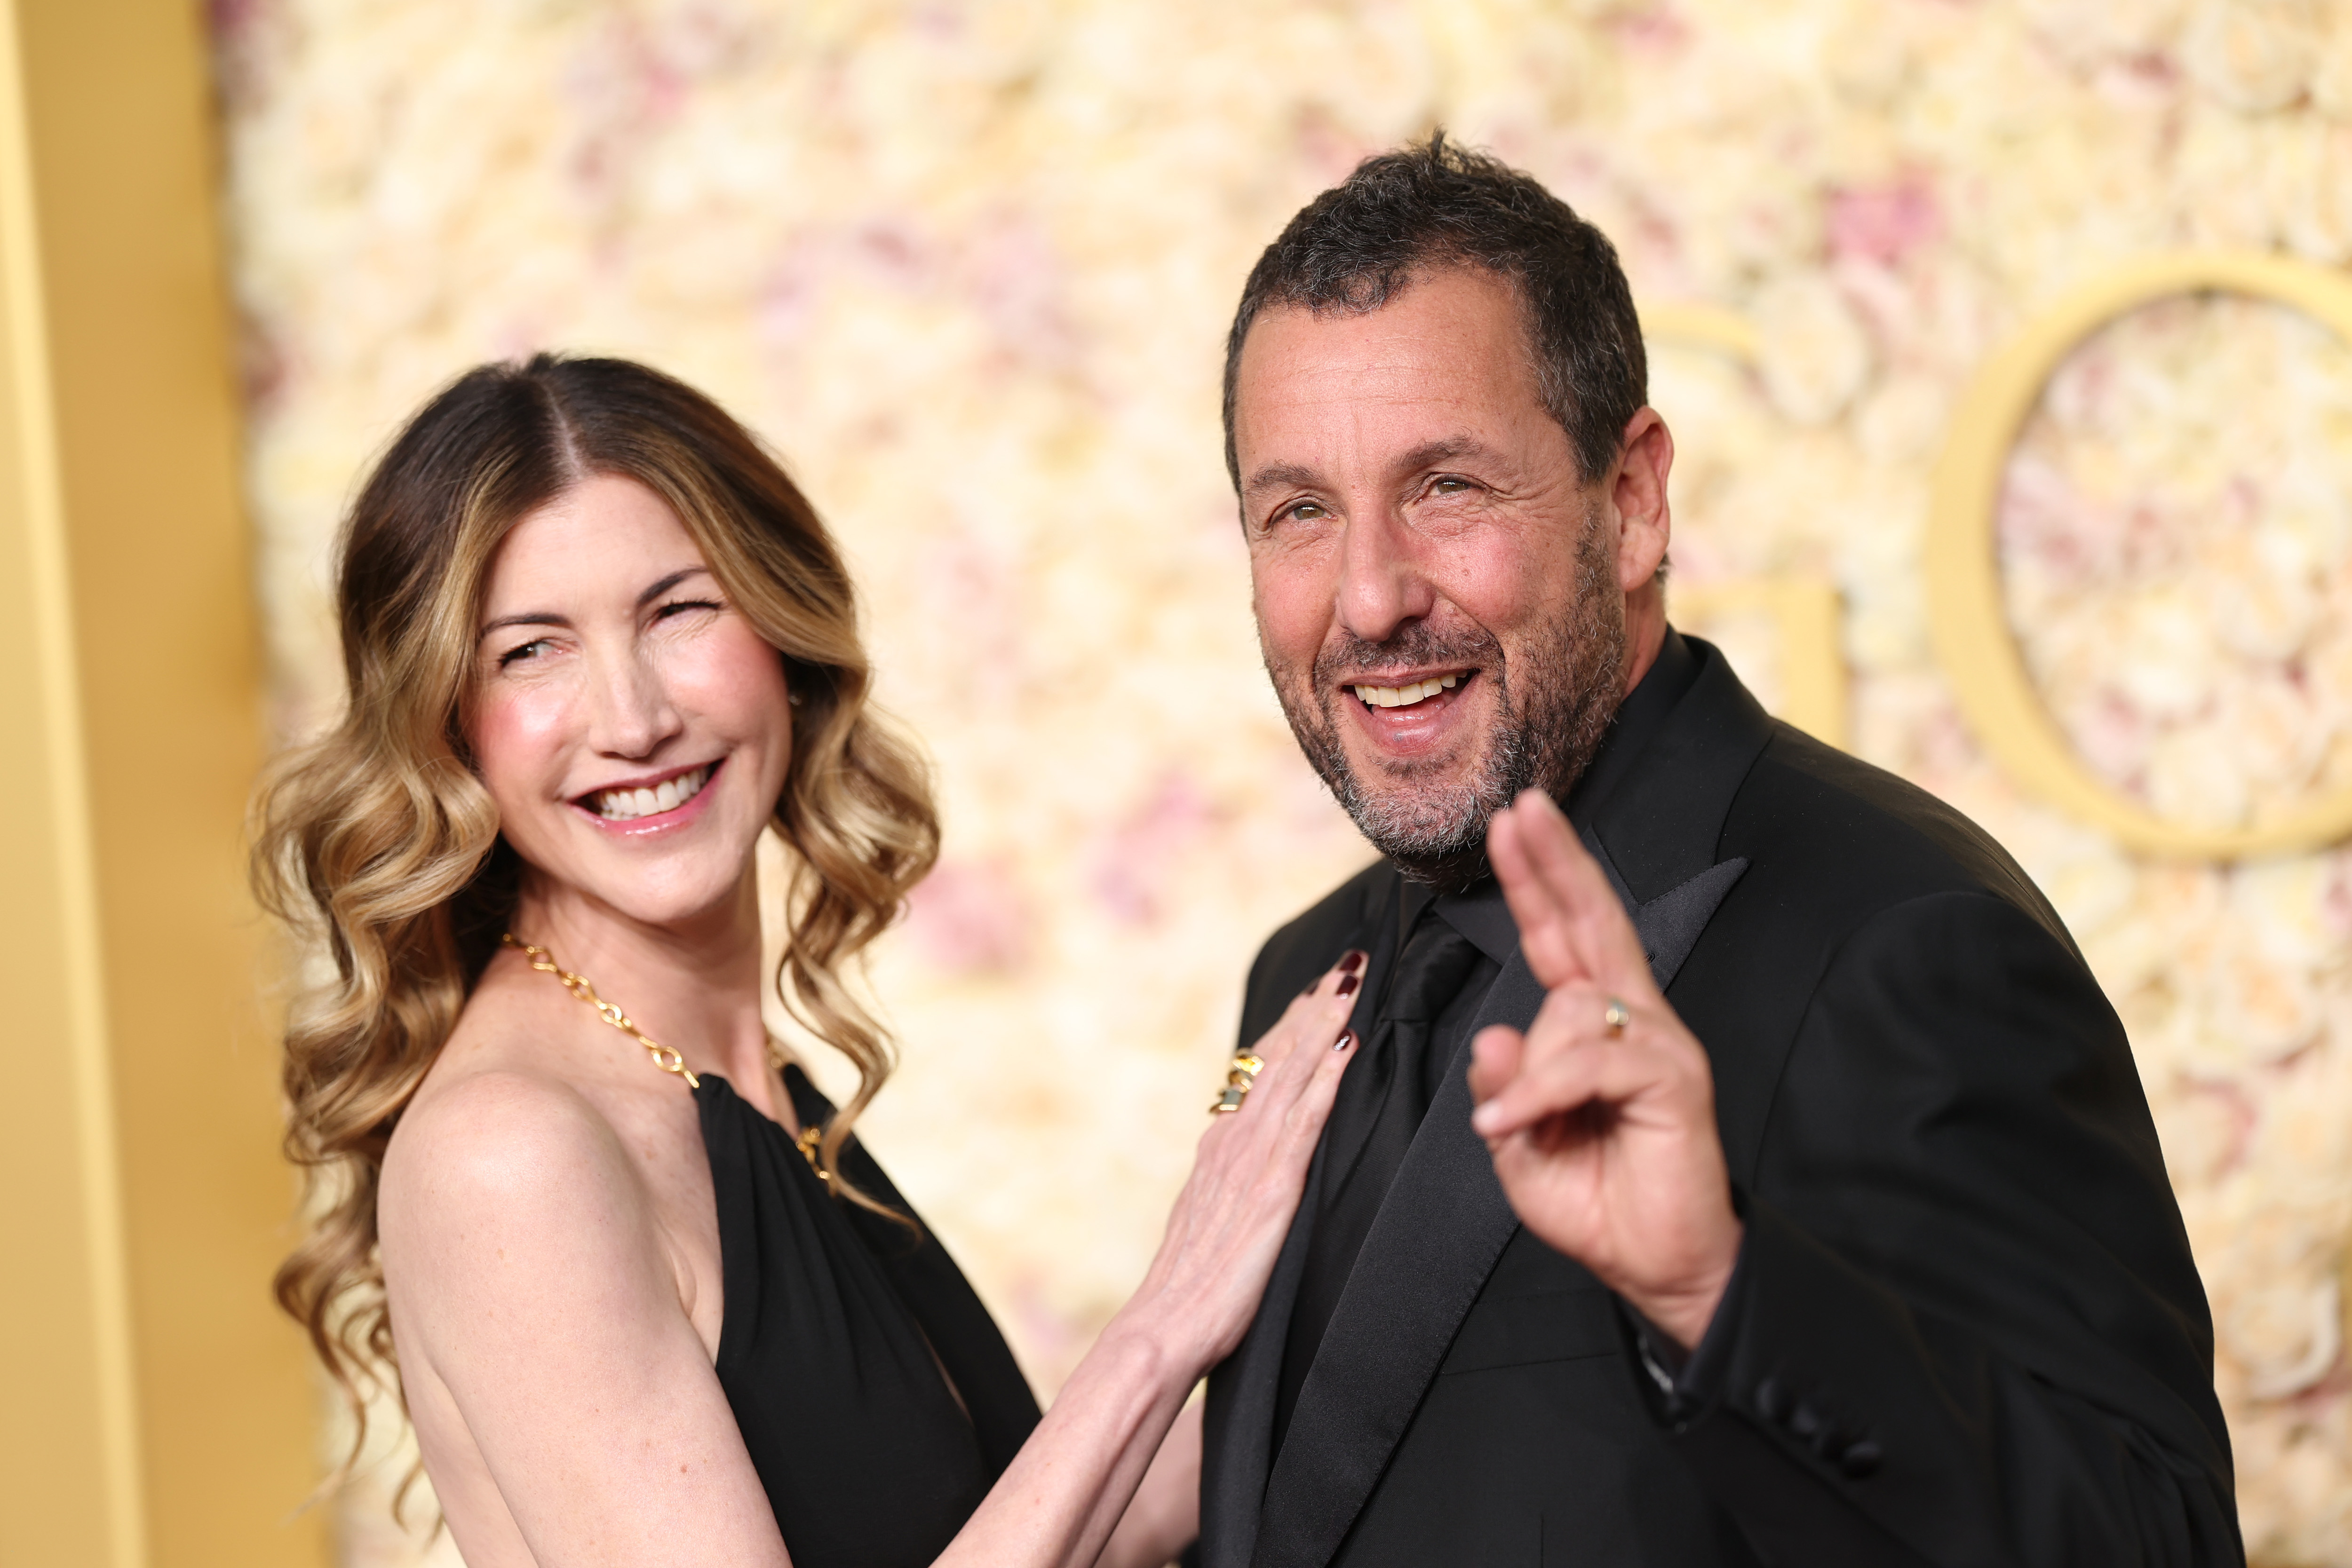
[
  {"left": 1926, "top": 251, "right": 2352, "bottom": 860},
  {"left": 1641, "top": 302, "right": 1848, "bottom": 751},
  {"left": 1669, "top": 577, "right": 1849, "bottom": 748}
]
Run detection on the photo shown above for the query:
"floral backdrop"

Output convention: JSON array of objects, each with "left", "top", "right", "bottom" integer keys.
[{"left": 213, "top": 0, "right": 2352, "bottom": 1562}]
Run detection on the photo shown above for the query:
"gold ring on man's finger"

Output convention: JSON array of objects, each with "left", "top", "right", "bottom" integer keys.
[
  {"left": 1210, "top": 1052, "right": 1266, "bottom": 1114},
  {"left": 1602, "top": 997, "right": 1632, "bottom": 1036}
]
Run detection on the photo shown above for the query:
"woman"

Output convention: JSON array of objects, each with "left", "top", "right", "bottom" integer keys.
[{"left": 252, "top": 354, "right": 1362, "bottom": 1568}]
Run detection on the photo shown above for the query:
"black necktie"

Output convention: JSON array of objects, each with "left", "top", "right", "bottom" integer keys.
[
  {"left": 1332, "top": 912, "right": 1486, "bottom": 1200},
  {"left": 1271, "top": 906, "right": 1486, "bottom": 1459}
]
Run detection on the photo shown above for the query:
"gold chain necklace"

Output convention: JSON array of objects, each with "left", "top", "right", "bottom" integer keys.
[{"left": 501, "top": 933, "right": 830, "bottom": 1182}]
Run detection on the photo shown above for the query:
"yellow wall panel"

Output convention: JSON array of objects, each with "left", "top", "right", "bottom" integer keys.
[
  {"left": 0, "top": 0, "right": 325, "bottom": 1562},
  {"left": 0, "top": 4, "right": 143, "bottom": 1558}
]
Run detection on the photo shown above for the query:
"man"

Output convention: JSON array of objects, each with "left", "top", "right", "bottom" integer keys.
[{"left": 1188, "top": 137, "right": 2237, "bottom": 1565}]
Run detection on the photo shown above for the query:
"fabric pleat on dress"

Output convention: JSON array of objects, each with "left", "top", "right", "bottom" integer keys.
[{"left": 699, "top": 1067, "right": 1041, "bottom": 1568}]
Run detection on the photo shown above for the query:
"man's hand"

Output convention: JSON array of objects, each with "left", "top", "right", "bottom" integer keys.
[{"left": 1468, "top": 789, "right": 1742, "bottom": 1350}]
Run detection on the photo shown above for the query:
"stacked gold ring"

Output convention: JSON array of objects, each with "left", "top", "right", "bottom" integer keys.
[{"left": 1211, "top": 1052, "right": 1265, "bottom": 1114}]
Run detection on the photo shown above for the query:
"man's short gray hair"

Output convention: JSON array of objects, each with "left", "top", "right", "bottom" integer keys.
[{"left": 1222, "top": 132, "right": 1648, "bottom": 490}]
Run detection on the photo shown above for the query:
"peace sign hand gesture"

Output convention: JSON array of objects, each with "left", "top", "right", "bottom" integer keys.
[{"left": 1467, "top": 789, "right": 1743, "bottom": 1350}]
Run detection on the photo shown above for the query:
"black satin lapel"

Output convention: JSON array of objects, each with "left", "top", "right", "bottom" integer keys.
[
  {"left": 1585, "top": 832, "right": 1751, "bottom": 993},
  {"left": 1581, "top": 825, "right": 1637, "bottom": 909},
  {"left": 1634, "top": 857, "right": 1748, "bottom": 990},
  {"left": 1202, "top": 879, "right": 1403, "bottom": 1568},
  {"left": 1248, "top": 954, "right": 1547, "bottom": 1568},
  {"left": 1584, "top": 637, "right": 1777, "bottom": 903}
]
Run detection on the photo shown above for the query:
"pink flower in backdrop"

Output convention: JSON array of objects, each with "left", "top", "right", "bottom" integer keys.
[
  {"left": 965, "top": 214, "right": 1081, "bottom": 371},
  {"left": 2000, "top": 452, "right": 2126, "bottom": 590},
  {"left": 905, "top": 858, "right": 1034, "bottom": 974},
  {"left": 1609, "top": 7, "right": 1690, "bottom": 57},
  {"left": 1091, "top": 771, "right": 1216, "bottom": 927},
  {"left": 1828, "top": 174, "right": 1943, "bottom": 269}
]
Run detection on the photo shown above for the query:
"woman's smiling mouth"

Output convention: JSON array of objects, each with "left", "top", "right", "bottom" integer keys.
[{"left": 579, "top": 761, "right": 716, "bottom": 822}]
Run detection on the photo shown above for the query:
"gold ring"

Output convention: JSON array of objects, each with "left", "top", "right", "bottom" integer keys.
[
  {"left": 1603, "top": 998, "right": 1632, "bottom": 1036},
  {"left": 1210, "top": 1053, "right": 1265, "bottom": 1114}
]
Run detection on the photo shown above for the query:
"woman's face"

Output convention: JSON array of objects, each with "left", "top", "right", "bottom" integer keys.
[{"left": 467, "top": 473, "right": 795, "bottom": 931}]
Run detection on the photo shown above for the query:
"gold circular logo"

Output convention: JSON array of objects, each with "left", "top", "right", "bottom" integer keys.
[{"left": 1926, "top": 252, "right": 2352, "bottom": 859}]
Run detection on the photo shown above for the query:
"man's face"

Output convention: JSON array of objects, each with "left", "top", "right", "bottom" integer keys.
[{"left": 1233, "top": 267, "right": 1668, "bottom": 883}]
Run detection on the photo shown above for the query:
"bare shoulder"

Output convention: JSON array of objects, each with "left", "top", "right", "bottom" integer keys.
[
  {"left": 379, "top": 1037, "right": 667, "bottom": 1335},
  {"left": 386, "top": 1061, "right": 628, "bottom": 1212},
  {"left": 384, "top": 965, "right": 652, "bottom": 1220}
]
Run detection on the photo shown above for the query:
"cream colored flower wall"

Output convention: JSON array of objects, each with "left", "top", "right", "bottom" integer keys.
[{"left": 215, "top": 1, "right": 2352, "bottom": 1562}]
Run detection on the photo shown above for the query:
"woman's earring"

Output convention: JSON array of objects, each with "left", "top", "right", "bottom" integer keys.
[{"left": 788, "top": 692, "right": 803, "bottom": 706}]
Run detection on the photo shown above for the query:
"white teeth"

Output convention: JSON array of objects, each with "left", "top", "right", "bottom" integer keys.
[
  {"left": 592, "top": 765, "right": 710, "bottom": 821},
  {"left": 1352, "top": 673, "right": 1464, "bottom": 709}
]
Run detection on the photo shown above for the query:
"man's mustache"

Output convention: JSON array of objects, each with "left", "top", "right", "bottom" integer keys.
[{"left": 1312, "top": 625, "right": 1504, "bottom": 690}]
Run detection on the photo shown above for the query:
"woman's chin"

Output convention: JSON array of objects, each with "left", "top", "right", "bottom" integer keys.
[{"left": 520, "top": 850, "right": 763, "bottom": 937}]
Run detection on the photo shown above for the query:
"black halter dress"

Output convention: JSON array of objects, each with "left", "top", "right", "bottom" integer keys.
[{"left": 696, "top": 1067, "right": 1041, "bottom": 1568}]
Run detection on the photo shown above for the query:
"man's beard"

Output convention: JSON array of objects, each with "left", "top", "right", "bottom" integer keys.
[{"left": 1266, "top": 507, "right": 1627, "bottom": 891}]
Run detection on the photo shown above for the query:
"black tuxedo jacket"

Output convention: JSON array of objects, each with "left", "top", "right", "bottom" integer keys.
[{"left": 1201, "top": 639, "right": 2237, "bottom": 1568}]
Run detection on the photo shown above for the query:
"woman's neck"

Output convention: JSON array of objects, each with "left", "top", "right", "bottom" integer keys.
[{"left": 508, "top": 867, "right": 777, "bottom": 1093}]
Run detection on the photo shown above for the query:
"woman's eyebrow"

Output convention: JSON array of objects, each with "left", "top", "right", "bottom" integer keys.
[
  {"left": 635, "top": 566, "right": 710, "bottom": 608},
  {"left": 479, "top": 609, "right": 567, "bottom": 641},
  {"left": 477, "top": 567, "right": 713, "bottom": 641}
]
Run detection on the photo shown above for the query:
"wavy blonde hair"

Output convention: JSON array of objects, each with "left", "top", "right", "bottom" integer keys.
[{"left": 251, "top": 353, "right": 938, "bottom": 1470}]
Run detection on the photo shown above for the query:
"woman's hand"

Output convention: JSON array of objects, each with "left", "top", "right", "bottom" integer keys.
[
  {"left": 1109, "top": 954, "right": 1363, "bottom": 1373},
  {"left": 938, "top": 955, "right": 1361, "bottom": 1568}
]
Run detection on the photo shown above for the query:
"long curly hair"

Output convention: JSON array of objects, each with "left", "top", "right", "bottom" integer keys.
[{"left": 251, "top": 353, "right": 938, "bottom": 1472}]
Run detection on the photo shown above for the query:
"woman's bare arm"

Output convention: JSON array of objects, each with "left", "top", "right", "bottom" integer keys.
[
  {"left": 935, "top": 970, "right": 1358, "bottom": 1568},
  {"left": 1096, "top": 1400, "right": 1201, "bottom": 1568},
  {"left": 381, "top": 1070, "right": 789, "bottom": 1568}
]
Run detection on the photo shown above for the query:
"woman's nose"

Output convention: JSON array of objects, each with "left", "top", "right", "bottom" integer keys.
[{"left": 586, "top": 647, "right": 682, "bottom": 758}]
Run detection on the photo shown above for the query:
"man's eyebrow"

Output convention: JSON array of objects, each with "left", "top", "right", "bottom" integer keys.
[
  {"left": 477, "top": 567, "right": 713, "bottom": 641},
  {"left": 1244, "top": 438, "right": 1505, "bottom": 499},
  {"left": 1394, "top": 436, "right": 1498, "bottom": 473},
  {"left": 1242, "top": 461, "right": 1323, "bottom": 497}
]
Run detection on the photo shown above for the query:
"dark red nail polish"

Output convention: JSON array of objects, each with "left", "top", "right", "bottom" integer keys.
[
  {"left": 1335, "top": 973, "right": 1360, "bottom": 999},
  {"left": 1339, "top": 950, "right": 1367, "bottom": 974},
  {"left": 1334, "top": 1029, "right": 1356, "bottom": 1051}
]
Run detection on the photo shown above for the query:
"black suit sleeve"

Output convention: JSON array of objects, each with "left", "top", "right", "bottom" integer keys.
[{"left": 1653, "top": 890, "right": 2240, "bottom": 1568}]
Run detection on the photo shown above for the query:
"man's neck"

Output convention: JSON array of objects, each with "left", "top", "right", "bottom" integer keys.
[{"left": 1618, "top": 578, "right": 1669, "bottom": 697}]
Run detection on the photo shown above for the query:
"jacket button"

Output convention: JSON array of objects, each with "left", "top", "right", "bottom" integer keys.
[
  {"left": 1755, "top": 1378, "right": 1791, "bottom": 1423},
  {"left": 1788, "top": 1401, "right": 1825, "bottom": 1441},
  {"left": 1840, "top": 1439, "right": 1883, "bottom": 1479}
]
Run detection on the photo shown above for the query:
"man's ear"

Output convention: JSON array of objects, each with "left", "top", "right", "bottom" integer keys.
[{"left": 1609, "top": 408, "right": 1673, "bottom": 593}]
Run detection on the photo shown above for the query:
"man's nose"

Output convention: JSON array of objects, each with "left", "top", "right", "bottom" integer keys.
[
  {"left": 1334, "top": 507, "right": 1437, "bottom": 645},
  {"left": 586, "top": 645, "right": 682, "bottom": 759}
]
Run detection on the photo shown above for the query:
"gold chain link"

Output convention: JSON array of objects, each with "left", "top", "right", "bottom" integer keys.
[
  {"left": 501, "top": 932, "right": 830, "bottom": 1183},
  {"left": 503, "top": 932, "right": 700, "bottom": 1085}
]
